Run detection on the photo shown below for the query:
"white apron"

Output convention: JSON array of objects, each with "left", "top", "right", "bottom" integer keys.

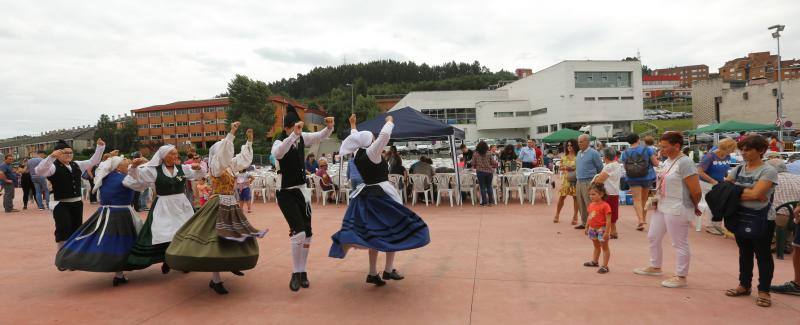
[{"left": 150, "top": 193, "right": 195, "bottom": 245}]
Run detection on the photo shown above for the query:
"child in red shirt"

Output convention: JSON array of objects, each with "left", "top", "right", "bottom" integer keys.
[{"left": 583, "top": 184, "right": 612, "bottom": 273}]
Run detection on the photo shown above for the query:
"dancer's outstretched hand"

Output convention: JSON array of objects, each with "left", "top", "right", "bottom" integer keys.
[{"left": 385, "top": 115, "right": 394, "bottom": 123}]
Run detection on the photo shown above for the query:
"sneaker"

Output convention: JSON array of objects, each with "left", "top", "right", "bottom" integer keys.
[
  {"left": 705, "top": 226, "right": 723, "bottom": 236},
  {"left": 661, "top": 276, "right": 688, "bottom": 288},
  {"left": 633, "top": 267, "right": 663, "bottom": 276},
  {"left": 771, "top": 281, "right": 800, "bottom": 296},
  {"left": 574, "top": 224, "right": 586, "bottom": 230}
]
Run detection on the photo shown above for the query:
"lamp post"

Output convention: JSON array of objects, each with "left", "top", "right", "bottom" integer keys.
[
  {"left": 345, "top": 83, "right": 354, "bottom": 114},
  {"left": 769, "top": 24, "right": 786, "bottom": 145}
]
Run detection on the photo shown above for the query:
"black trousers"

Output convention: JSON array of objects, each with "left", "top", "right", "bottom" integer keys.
[
  {"left": 276, "top": 188, "right": 312, "bottom": 237},
  {"left": 53, "top": 201, "right": 84, "bottom": 242},
  {"left": 132, "top": 191, "right": 142, "bottom": 212},
  {"left": 88, "top": 179, "right": 97, "bottom": 203},
  {"left": 736, "top": 220, "right": 775, "bottom": 292},
  {"left": 21, "top": 179, "right": 33, "bottom": 208}
]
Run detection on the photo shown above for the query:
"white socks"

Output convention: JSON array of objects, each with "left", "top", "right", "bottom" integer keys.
[
  {"left": 384, "top": 252, "right": 396, "bottom": 273},
  {"left": 368, "top": 249, "right": 379, "bottom": 275},
  {"left": 291, "top": 232, "right": 307, "bottom": 273},
  {"left": 211, "top": 272, "right": 222, "bottom": 283},
  {"left": 300, "top": 237, "right": 311, "bottom": 272},
  {"left": 115, "top": 272, "right": 124, "bottom": 279}
]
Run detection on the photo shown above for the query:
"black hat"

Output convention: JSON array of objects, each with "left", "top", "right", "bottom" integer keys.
[
  {"left": 283, "top": 104, "right": 301, "bottom": 128},
  {"left": 54, "top": 140, "right": 71, "bottom": 150}
]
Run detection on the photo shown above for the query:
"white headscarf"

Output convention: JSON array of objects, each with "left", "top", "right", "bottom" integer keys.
[
  {"left": 145, "top": 145, "right": 177, "bottom": 168},
  {"left": 92, "top": 156, "right": 124, "bottom": 193},
  {"left": 339, "top": 130, "right": 374, "bottom": 156}
]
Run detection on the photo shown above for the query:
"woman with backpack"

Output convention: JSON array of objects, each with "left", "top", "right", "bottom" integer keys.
[{"left": 620, "top": 133, "right": 660, "bottom": 231}]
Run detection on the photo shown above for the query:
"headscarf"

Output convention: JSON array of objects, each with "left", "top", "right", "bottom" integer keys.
[
  {"left": 339, "top": 130, "right": 374, "bottom": 156},
  {"left": 144, "top": 145, "right": 176, "bottom": 167},
  {"left": 54, "top": 140, "right": 71, "bottom": 150},
  {"left": 92, "top": 156, "right": 124, "bottom": 193},
  {"left": 283, "top": 104, "right": 301, "bottom": 128}
]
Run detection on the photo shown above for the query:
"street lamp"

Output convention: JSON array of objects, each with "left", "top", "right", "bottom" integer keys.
[
  {"left": 769, "top": 24, "right": 786, "bottom": 144},
  {"left": 345, "top": 83, "right": 354, "bottom": 114}
]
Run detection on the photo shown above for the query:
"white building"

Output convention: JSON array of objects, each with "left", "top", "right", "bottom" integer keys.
[{"left": 391, "top": 60, "right": 644, "bottom": 141}]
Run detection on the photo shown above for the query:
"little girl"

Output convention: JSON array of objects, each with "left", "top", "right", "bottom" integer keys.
[
  {"left": 583, "top": 184, "right": 612, "bottom": 274},
  {"left": 196, "top": 178, "right": 211, "bottom": 207},
  {"left": 235, "top": 169, "right": 254, "bottom": 213}
]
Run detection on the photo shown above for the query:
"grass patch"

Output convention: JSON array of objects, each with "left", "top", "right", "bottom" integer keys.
[{"left": 634, "top": 118, "right": 694, "bottom": 135}]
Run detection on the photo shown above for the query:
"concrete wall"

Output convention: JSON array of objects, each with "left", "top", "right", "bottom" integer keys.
[{"left": 692, "top": 78, "right": 800, "bottom": 127}]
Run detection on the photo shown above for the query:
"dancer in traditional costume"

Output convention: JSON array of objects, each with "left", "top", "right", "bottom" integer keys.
[
  {"left": 55, "top": 155, "right": 147, "bottom": 286},
  {"left": 35, "top": 139, "right": 106, "bottom": 250},
  {"left": 166, "top": 122, "right": 267, "bottom": 295},
  {"left": 127, "top": 145, "right": 205, "bottom": 272},
  {"left": 329, "top": 114, "right": 430, "bottom": 286},
  {"left": 271, "top": 104, "right": 334, "bottom": 291}
]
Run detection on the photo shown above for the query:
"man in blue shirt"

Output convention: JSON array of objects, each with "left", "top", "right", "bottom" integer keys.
[
  {"left": 26, "top": 151, "right": 49, "bottom": 210},
  {"left": 574, "top": 135, "right": 604, "bottom": 229},
  {"left": 787, "top": 154, "right": 800, "bottom": 176},
  {"left": 518, "top": 139, "right": 538, "bottom": 168},
  {"left": 0, "top": 154, "right": 19, "bottom": 213}
]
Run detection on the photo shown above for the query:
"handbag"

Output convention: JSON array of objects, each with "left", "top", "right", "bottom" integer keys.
[{"left": 566, "top": 171, "right": 577, "bottom": 184}]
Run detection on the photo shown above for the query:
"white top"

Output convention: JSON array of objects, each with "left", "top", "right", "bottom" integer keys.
[
  {"left": 34, "top": 145, "right": 106, "bottom": 178},
  {"left": 271, "top": 126, "right": 333, "bottom": 160},
  {"left": 209, "top": 133, "right": 252, "bottom": 177},
  {"left": 350, "top": 122, "right": 393, "bottom": 164},
  {"left": 657, "top": 156, "right": 697, "bottom": 218},
  {"left": 601, "top": 161, "right": 622, "bottom": 195}
]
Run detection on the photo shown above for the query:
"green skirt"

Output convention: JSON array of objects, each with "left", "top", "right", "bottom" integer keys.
[
  {"left": 127, "top": 197, "right": 168, "bottom": 269},
  {"left": 165, "top": 195, "right": 259, "bottom": 272}
]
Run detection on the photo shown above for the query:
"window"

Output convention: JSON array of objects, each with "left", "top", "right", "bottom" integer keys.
[
  {"left": 203, "top": 107, "right": 216, "bottom": 113},
  {"left": 163, "top": 134, "right": 173, "bottom": 139},
  {"left": 149, "top": 124, "right": 161, "bottom": 128},
  {"left": 138, "top": 124, "right": 149, "bottom": 129},
  {"left": 177, "top": 134, "right": 188, "bottom": 138},
  {"left": 164, "top": 122, "right": 175, "bottom": 127},
  {"left": 191, "top": 132, "right": 202, "bottom": 137},
  {"left": 597, "top": 97, "right": 619, "bottom": 100},
  {"left": 205, "top": 132, "right": 216, "bottom": 137},
  {"left": 162, "top": 111, "right": 174, "bottom": 116},
  {"left": 420, "top": 108, "right": 476, "bottom": 124},
  {"left": 188, "top": 108, "right": 202, "bottom": 114},
  {"left": 175, "top": 109, "right": 188, "bottom": 115},
  {"left": 575, "top": 72, "right": 631, "bottom": 88},
  {"left": 176, "top": 121, "right": 188, "bottom": 126},
  {"left": 217, "top": 119, "right": 227, "bottom": 124},
  {"left": 621, "top": 96, "right": 634, "bottom": 100},
  {"left": 205, "top": 120, "right": 216, "bottom": 125},
  {"left": 217, "top": 107, "right": 226, "bottom": 112},
  {"left": 137, "top": 136, "right": 146, "bottom": 141},
  {"left": 150, "top": 135, "right": 161, "bottom": 140},
  {"left": 494, "top": 112, "right": 513, "bottom": 118},
  {"left": 584, "top": 97, "right": 596, "bottom": 101},
  {"left": 537, "top": 126, "right": 549, "bottom": 134},
  {"left": 550, "top": 124, "right": 558, "bottom": 132},
  {"left": 530, "top": 108, "right": 547, "bottom": 115},
  {"left": 136, "top": 113, "right": 147, "bottom": 118},
  {"left": 218, "top": 131, "right": 227, "bottom": 136},
  {"left": 189, "top": 121, "right": 201, "bottom": 126},
  {"left": 515, "top": 111, "right": 530, "bottom": 117},
  {"left": 148, "top": 112, "right": 160, "bottom": 117},
  {"left": 743, "top": 92, "right": 749, "bottom": 100}
]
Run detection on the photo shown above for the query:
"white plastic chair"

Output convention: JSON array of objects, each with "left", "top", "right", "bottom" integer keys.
[
  {"left": 313, "top": 175, "right": 337, "bottom": 206},
  {"left": 490, "top": 175, "right": 501, "bottom": 204},
  {"left": 250, "top": 177, "right": 267, "bottom": 204},
  {"left": 458, "top": 173, "right": 478, "bottom": 206},
  {"left": 518, "top": 168, "right": 533, "bottom": 174},
  {"left": 388, "top": 174, "right": 406, "bottom": 204},
  {"left": 527, "top": 171, "right": 553, "bottom": 205},
  {"left": 409, "top": 174, "right": 432, "bottom": 206},
  {"left": 433, "top": 174, "right": 454, "bottom": 207},
  {"left": 338, "top": 178, "right": 351, "bottom": 206},
  {"left": 503, "top": 173, "right": 526, "bottom": 205}
]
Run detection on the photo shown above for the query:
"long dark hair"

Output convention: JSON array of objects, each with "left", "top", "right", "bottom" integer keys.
[
  {"left": 565, "top": 139, "right": 578, "bottom": 155},
  {"left": 476, "top": 141, "right": 489, "bottom": 155}
]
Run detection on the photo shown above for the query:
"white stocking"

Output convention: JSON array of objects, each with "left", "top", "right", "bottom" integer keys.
[
  {"left": 300, "top": 237, "right": 312, "bottom": 272},
  {"left": 115, "top": 271, "right": 125, "bottom": 279},
  {"left": 290, "top": 232, "right": 306, "bottom": 273},
  {"left": 211, "top": 272, "right": 222, "bottom": 283},
  {"left": 384, "top": 252, "right": 396, "bottom": 273},
  {"left": 368, "top": 249, "right": 379, "bottom": 275}
]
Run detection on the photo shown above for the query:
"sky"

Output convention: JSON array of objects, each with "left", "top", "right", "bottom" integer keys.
[{"left": 1, "top": 0, "right": 799, "bottom": 138}]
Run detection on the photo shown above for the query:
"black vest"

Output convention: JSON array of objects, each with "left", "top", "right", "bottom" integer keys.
[
  {"left": 154, "top": 165, "right": 186, "bottom": 196},
  {"left": 48, "top": 160, "right": 83, "bottom": 200},
  {"left": 278, "top": 133, "right": 306, "bottom": 189},
  {"left": 354, "top": 148, "right": 389, "bottom": 185}
]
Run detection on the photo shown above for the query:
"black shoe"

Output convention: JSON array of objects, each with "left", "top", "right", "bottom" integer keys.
[
  {"left": 382, "top": 269, "right": 404, "bottom": 280},
  {"left": 113, "top": 276, "right": 129, "bottom": 287},
  {"left": 231, "top": 270, "right": 244, "bottom": 276},
  {"left": 366, "top": 274, "right": 387, "bottom": 286},
  {"left": 209, "top": 280, "right": 229, "bottom": 295},
  {"left": 161, "top": 263, "right": 170, "bottom": 274},
  {"left": 290, "top": 272, "right": 302, "bottom": 291},
  {"left": 574, "top": 224, "right": 586, "bottom": 230}
]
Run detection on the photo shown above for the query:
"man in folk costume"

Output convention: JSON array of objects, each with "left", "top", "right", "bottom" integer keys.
[
  {"left": 35, "top": 139, "right": 106, "bottom": 251},
  {"left": 329, "top": 114, "right": 430, "bottom": 286},
  {"left": 166, "top": 122, "right": 267, "bottom": 295},
  {"left": 55, "top": 155, "right": 148, "bottom": 286},
  {"left": 126, "top": 145, "right": 206, "bottom": 273},
  {"left": 271, "top": 104, "right": 334, "bottom": 291}
]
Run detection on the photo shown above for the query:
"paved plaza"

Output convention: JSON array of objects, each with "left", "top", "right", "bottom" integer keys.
[{"left": 1, "top": 188, "right": 800, "bottom": 324}]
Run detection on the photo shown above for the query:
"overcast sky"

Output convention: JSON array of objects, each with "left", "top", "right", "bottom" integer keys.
[{"left": 1, "top": 0, "right": 798, "bottom": 138}]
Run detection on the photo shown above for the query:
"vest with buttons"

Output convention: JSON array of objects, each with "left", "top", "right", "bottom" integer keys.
[
  {"left": 354, "top": 148, "right": 389, "bottom": 185},
  {"left": 154, "top": 164, "right": 186, "bottom": 196},
  {"left": 48, "top": 160, "right": 83, "bottom": 200},
  {"left": 278, "top": 134, "right": 306, "bottom": 189}
]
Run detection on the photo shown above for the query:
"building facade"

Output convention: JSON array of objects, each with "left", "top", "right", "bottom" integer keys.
[
  {"left": 391, "top": 60, "right": 644, "bottom": 141},
  {"left": 132, "top": 97, "right": 326, "bottom": 149},
  {"left": 0, "top": 127, "right": 96, "bottom": 159},
  {"left": 719, "top": 51, "right": 800, "bottom": 83},
  {"left": 652, "top": 64, "right": 709, "bottom": 88},
  {"left": 692, "top": 77, "right": 800, "bottom": 127},
  {"left": 642, "top": 75, "right": 691, "bottom": 100}
]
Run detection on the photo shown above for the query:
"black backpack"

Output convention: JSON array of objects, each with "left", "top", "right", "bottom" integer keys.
[{"left": 624, "top": 146, "right": 650, "bottom": 178}]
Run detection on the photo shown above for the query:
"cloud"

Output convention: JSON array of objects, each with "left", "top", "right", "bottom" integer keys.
[{"left": 255, "top": 47, "right": 339, "bottom": 66}]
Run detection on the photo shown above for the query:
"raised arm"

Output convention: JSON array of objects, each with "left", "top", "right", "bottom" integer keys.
[
  {"left": 182, "top": 163, "right": 207, "bottom": 181},
  {"left": 122, "top": 174, "right": 149, "bottom": 192},
  {"left": 35, "top": 155, "right": 57, "bottom": 178},
  {"left": 130, "top": 158, "right": 157, "bottom": 185},
  {"left": 301, "top": 117, "right": 335, "bottom": 146},
  {"left": 367, "top": 116, "right": 394, "bottom": 164},
  {"left": 76, "top": 140, "right": 106, "bottom": 173}
]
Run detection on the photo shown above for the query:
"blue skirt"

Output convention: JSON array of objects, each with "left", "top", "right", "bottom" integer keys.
[
  {"left": 56, "top": 207, "right": 141, "bottom": 272},
  {"left": 329, "top": 186, "right": 430, "bottom": 258}
]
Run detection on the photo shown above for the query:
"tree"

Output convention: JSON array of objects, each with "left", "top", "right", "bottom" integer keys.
[
  {"left": 115, "top": 118, "right": 137, "bottom": 153},
  {"left": 94, "top": 114, "right": 116, "bottom": 152},
  {"left": 642, "top": 65, "right": 653, "bottom": 76},
  {"left": 226, "top": 74, "right": 275, "bottom": 150}
]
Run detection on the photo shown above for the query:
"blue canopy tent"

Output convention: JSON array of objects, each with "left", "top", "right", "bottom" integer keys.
[{"left": 342, "top": 106, "right": 466, "bottom": 205}]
